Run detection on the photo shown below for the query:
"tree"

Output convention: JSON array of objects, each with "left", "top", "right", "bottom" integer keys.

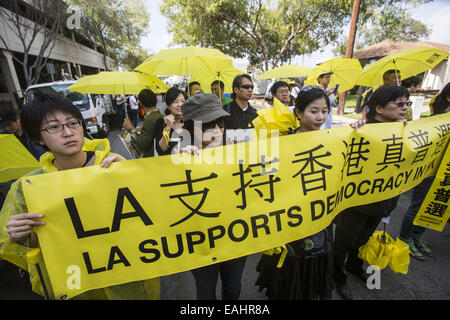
[
  {"left": 0, "top": 0, "right": 64, "bottom": 87},
  {"left": 161, "top": 0, "right": 355, "bottom": 71},
  {"left": 333, "top": 1, "right": 432, "bottom": 56},
  {"left": 67, "top": 0, "right": 149, "bottom": 70}
]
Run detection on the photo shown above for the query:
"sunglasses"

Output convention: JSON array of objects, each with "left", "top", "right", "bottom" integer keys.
[
  {"left": 240, "top": 84, "right": 254, "bottom": 90},
  {"left": 202, "top": 117, "right": 226, "bottom": 131},
  {"left": 390, "top": 101, "right": 413, "bottom": 108}
]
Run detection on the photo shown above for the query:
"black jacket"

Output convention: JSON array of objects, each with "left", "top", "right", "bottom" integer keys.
[{"left": 223, "top": 100, "right": 258, "bottom": 130}]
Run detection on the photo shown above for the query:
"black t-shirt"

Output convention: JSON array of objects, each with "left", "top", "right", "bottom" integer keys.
[{"left": 223, "top": 100, "right": 258, "bottom": 130}]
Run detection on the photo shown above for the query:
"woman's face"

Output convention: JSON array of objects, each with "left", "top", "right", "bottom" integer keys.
[
  {"left": 39, "top": 111, "right": 84, "bottom": 157},
  {"left": 375, "top": 95, "right": 409, "bottom": 122},
  {"left": 194, "top": 117, "right": 225, "bottom": 149},
  {"left": 295, "top": 97, "right": 329, "bottom": 132},
  {"left": 168, "top": 93, "right": 185, "bottom": 116}
]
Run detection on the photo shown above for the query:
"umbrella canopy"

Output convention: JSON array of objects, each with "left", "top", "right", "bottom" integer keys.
[
  {"left": 67, "top": 71, "right": 169, "bottom": 94},
  {"left": 134, "top": 46, "right": 233, "bottom": 76},
  {"left": 304, "top": 58, "right": 363, "bottom": 92},
  {"left": 355, "top": 46, "right": 450, "bottom": 87},
  {"left": 189, "top": 66, "right": 244, "bottom": 94},
  {"left": 252, "top": 98, "right": 300, "bottom": 137},
  {"left": 358, "top": 230, "right": 410, "bottom": 274},
  {"left": 0, "top": 134, "right": 40, "bottom": 183},
  {"left": 259, "top": 65, "right": 313, "bottom": 80}
]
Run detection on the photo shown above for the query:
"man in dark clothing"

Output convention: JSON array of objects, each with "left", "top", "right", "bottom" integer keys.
[
  {"left": 223, "top": 74, "right": 258, "bottom": 142},
  {"left": 122, "top": 89, "right": 163, "bottom": 158}
]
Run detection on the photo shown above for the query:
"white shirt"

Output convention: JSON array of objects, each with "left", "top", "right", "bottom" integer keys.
[{"left": 129, "top": 95, "right": 139, "bottom": 110}]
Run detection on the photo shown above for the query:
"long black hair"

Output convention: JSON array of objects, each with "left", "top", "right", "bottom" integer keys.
[{"left": 294, "top": 87, "right": 330, "bottom": 113}]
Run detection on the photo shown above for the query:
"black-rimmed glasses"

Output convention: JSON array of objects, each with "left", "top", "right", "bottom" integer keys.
[{"left": 41, "top": 119, "right": 83, "bottom": 134}]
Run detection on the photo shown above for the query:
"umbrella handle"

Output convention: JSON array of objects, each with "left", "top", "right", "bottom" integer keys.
[{"left": 26, "top": 248, "right": 55, "bottom": 300}]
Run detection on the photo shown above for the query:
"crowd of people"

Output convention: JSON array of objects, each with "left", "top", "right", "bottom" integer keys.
[{"left": 0, "top": 69, "right": 449, "bottom": 300}]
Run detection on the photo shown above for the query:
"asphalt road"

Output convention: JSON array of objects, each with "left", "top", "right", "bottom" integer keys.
[{"left": 105, "top": 127, "right": 450, "bottom": 300}]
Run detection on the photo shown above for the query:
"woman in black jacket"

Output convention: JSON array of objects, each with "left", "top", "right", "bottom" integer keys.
[{"left": 333, "top": 85, "right": 411, "bottom": 300}]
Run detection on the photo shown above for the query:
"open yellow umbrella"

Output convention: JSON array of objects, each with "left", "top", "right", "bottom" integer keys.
[
  {"left": 67, "top": 71, "right": 169, "bottom": 94},
  {"left": 355, "top": 46, "right": 449, "bottom": 87},
  {"left": 134, "top": 46, "right": 233, "bottom": 76},
  {"left": 189, "top": 66, "right": 244, "bottom": 94},
  {"left": 0, "top": 134, "right": 40, "bottom": 183},
  {"left": 259, "top": 65, "right": 313, "bottom": 80},
  {"left": 304, "top": 58, "right": 363, "bottom": 92}
]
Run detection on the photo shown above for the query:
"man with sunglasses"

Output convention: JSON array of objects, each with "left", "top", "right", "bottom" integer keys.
[{"left": 223, "top": 74, "right": 258, "bottom": 142}]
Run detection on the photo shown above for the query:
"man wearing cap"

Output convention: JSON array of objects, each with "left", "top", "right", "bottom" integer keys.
[
  {"left": 314, "top": 71, "right": 339, "bottom": 129},
  {"left": 123, "top": 89, "right": 163, "bottom": 158},
  {"left": 0, "top": 107, "right": 45, "bottom": 160}
]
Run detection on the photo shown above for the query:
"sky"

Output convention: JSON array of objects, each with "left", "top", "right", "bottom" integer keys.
[{"left": 140, "top": 0, "right": 450, "bottom": 69}]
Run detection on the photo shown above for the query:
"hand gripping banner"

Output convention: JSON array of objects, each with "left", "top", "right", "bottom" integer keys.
[{"left": 21, "top": 113, "right": 450, "bottom": 299}]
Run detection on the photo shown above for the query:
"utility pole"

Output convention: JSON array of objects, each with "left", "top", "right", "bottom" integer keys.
[{"left": 337, "top": 0, "right": 360, "bottom": 115}]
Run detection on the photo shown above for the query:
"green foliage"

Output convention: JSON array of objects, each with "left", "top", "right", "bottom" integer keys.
[
  {"left": 67, "top": 0, "right": 149, "bottom": 70},
  {"left": 333, "top": 0, "right": 432, "bottom": 56},
  {"left": 161, "top": 0, "right": 354, "bottom": 70}
]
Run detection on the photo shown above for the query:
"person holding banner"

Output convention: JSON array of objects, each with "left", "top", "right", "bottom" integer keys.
[
  {"left": 0, "top": 94, "right": 160, "bottom": 300},
  {"left": 333, "top": 85, "right": 410, "bottom": 300},
  {"left": 398, "top": 81, "right": 450, "bottom": 260},
  {"left": 178, "top": 93, "right": 249, "bottom": 300},
  {"left": 254, "top": 87, "right": 335, "bottom": 300}
]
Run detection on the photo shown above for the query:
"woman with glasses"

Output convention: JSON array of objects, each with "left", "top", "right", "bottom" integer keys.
[
  {"left": 333, "top": 85, "right": 411, "bottom": 300},
  {"left": 254, "top": 87, "right": 335, "bottom": 300},
  {"left": 178, "top": 93, "right": 249, "bottom": 300},
  {"left": 0, "top": 94, "right": 160, "bottom": 300}
]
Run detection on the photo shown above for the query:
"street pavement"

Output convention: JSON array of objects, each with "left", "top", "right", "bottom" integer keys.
[{"left": 106, "top": 121, "right": 450, "bottom": 301}]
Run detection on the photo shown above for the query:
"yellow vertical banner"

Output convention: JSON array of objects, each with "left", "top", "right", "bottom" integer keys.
[
  {"left": 16, "top": 113, "right": 450, "bottom": 299},
  {"left": 414, "top": 143, "right": 450, "bottom": 231}
]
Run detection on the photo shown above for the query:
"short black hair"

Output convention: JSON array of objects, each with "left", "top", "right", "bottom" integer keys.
[
  {"left": 401, "top": 76, "right": 421, "bottom": 89},
  {"left": 432, "top": 82, "right": 450, "bottom": 115},
  {"left": 211, "top": 80, "right": 225, "bottom": 89},
  {"left": 231, "top": 74, "right": 252, "bottom": 99},
  {"left": 383, "top": 69, "right": 401, "bottom": 81},
  {"left": 138, "top": 89, "right": 157, "bottom": 108},
  {"left": 21, "top": 94, "right": 85, "bottom": 143},
  {"left": 367, "top": 85, "right": 410, "bottom": 121},
  {"left": 295, "top": 87, "right": 330, "bottom": 113},
  {"left": 271, "top": 81, "right": 290, "bottom": 97}
]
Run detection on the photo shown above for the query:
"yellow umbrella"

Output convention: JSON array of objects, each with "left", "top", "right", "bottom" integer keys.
[
  {"left": 358, "top": 230, "right": 410, "bottom": 274},
  {"left": 252, "top": 98, "right": 300, "bottom": 137},
  {"left": 0, "top": 134, "right": 40, "bottom": 183},
  {"left": 355, "top": 46, "right": 449, "bottom": 87},
  {"left": 259, "top": 65, "right": 313, "bottom": 80},
  {"left": 304, "top": 58, "right": 363, "bottom": 92},
  {"left": 67, "top": 71, "right": 169, "bottom": 94},
  {"left": 189, "top": 66, "right": 244, "bottom": 94},
  {"left": 134, "top": 46, "right": 233, "bottom": 76}
]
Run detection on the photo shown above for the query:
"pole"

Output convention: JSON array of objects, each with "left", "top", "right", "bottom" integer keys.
[{"left": 337, "top": 0, "right": 361, "bottom": 115}]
